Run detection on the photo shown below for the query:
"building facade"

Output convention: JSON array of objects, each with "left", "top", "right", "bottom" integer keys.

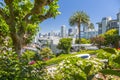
[
  {"left": 97, "top": 11, "right": 120, "bottom": 34},
  {"left": 84, "top": 29, "right": 98, "bottom": 39},
  {"left": 61, "top": 25, "right": 66, "bottom": 38}
]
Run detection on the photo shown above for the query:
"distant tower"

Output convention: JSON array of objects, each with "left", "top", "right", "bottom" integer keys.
[
  {"left": 61, "top": 25, "right": 66, "bottom": 38},
  {"left": 68, "top": 28, "right": 73, "bottom": 36},
  {"left": 101, "top": 17, "right": 111, "bottom": 33}
]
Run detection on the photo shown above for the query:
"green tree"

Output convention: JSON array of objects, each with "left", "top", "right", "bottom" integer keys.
[
  {"left": 90, "top": 35, "right": 105, "bottom": 49},
  {"left": 69, "top": 11, "right": 90, "bottom": 43},
  {"left": 104, "top": 29, "right": 119, "bottom": 48},
  {"left": 57, "top": 38, "right": 72, "bottom": 54},
  {"left": 0, "top": 0, "right": 60, "bottom": 55}
]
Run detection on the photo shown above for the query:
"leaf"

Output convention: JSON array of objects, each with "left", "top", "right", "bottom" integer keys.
[
  {"left": 101, "top": 69, "right": 120, "bottom": 77},
  {"left": 113, "top": 55, "right": 120, "bottom": 64},
  {"left": 84, "top": 65, "right": 92, "bottom": 75}
]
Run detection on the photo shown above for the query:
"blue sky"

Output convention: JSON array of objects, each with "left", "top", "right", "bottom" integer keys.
[{"left": 40, "top": 0, "right": 120, "bottom": 34}]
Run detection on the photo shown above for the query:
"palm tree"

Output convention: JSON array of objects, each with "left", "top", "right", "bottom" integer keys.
[{"left": 69, "top": 11, "right": 90, "bottom": 44}]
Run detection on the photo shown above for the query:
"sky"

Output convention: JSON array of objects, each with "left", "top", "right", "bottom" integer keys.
[{"left": 39, "top": 0, "right": 120, "bottom": 34}]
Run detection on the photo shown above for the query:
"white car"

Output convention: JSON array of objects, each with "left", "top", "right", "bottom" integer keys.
[{"left": 75, "top": 54, "right": 91, "bottom": 59}]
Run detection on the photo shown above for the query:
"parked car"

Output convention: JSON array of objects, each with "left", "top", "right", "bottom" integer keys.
[{"left": 75, "top": 54, "right": 91, "bottom": 59}]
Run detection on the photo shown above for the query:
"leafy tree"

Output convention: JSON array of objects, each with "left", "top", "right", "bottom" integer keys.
[
  {"left": 90, "top": 35, "right": 105, "bottom": 49},
  {"left": 104, "top": 29, "right": 119, "bottom": 48},
  {"left": 0, "top": 0, "right": 60, "bottom": 55},
  {"left": 69, "top": 11, "right": 90, "bottom": 43},
  {"left": 57, "top": 38, "right": 72, "bottom": 54}
]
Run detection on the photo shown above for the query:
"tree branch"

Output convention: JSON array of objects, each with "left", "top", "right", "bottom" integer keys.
[
  {"left": 38, "top": 11, "right": 54, "bottom": 22},
  {"left": 4, "top": 0, "right": 14, "bottom": 5},
  {"left": 23, "top": 0, "right": 54, "bottom": 23}
]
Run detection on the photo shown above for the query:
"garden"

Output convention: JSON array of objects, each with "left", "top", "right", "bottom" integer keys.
[{"left": 0, "top": 0, "right": 120, "bottom": 80}]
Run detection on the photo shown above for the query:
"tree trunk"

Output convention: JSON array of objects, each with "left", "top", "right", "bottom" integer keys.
[
  {"left": 9, "top": 24, "right": 24, "bottom": 56},
  {"left": 10, "top": 32, "right": 23, "bottom": 56},
  {"left": 78, "top": 24, "right": 81, "bottom": 44}
]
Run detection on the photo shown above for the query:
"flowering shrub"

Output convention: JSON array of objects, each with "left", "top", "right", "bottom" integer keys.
[
  {"left": 40, "top": 47, "right": 55, "bottom": 60},
  {"left": 48, "top": 57, "right": 104, "bottom": 80},
  {"left": 28, "top": 60, "right": 36, "bottom": 65},
  {"left": 0, "top": 51, "right": 45, "bottom": 80}
]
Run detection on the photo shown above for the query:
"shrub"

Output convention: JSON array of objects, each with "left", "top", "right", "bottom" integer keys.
[
  {"left": 0, "top": 51, "right": 45, "bottom": 80},
  {"left": 96, "top": 48, "right": 117, "bottom": 59},
  {"left": 49, "top": 57, "right": 104, "bottom": 80},
  {"left": 40, "top": 47, "right": 55, "bottom": 60},
  {"left": 102, "top": 48, "right": 117, "bottom": 54},
  {"left": 75, "top": 38, "right": 90, "bottom": 44}
]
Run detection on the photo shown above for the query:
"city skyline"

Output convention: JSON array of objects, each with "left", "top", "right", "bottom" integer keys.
[{"left": 40, "top": 0, "right": 120, "bottom": 34}]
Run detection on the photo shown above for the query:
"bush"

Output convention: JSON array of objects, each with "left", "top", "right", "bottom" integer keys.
[
  {"left": 40, "top": 47, "right": 55, "bottom": 60},
  {"left": 109, "top": 54, "right": 120, "bottom": 69},
  {"left": 102, "top": 48, "right": 117, "bottom": 54},
  {"left": 75, "top": 38, "right": 90, "bottom": 44},
  {"left": 96, "top": 49, "right": 112, "bottom": 59},
  {"left": 0, "top": 51, "right": 45, "bottom": 80},
  {"left": 49, "top": 57, "right": 104, "bottom": 80},
  {"left": 57, "top": 38, "right": 72, "bottom": 54},
  {"left": 96, "top": 48, "right": 117, "bottom": 59}
]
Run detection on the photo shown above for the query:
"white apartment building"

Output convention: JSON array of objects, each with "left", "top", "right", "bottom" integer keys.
[
  {"left": 84, "top": 29, "right": 98, "bottom": 39},
  {"left": 97, "top": 11, "right": 120, "bottom": 34}
]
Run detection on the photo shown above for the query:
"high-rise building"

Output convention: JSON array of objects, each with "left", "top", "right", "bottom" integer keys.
[
  {"left": 61, "top": 25, "right": 66, "bottom": 38},
  {"left": 68, "top": 28, "right": 73, "bottom": 36},
  {"left": 97, "top": 11, "right": 120, "bottom": 34},
  {"left": 84, "top": 29, "right": 98, "bottom": 39}
]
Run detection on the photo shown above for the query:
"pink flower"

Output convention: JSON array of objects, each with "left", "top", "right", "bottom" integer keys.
[{"left": 28, "top": 60, "right": 36, "bottom": 65}]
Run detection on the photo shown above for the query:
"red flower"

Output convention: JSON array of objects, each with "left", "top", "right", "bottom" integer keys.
[
  {"left": 43, "top": 58, "right": 49, "bottom": 61},
  {"left": 117, "top": 48, "right": 120, "bottom": 50},
  {"left": 28, "top": 60, "right": 36, "bottom": 65}
]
